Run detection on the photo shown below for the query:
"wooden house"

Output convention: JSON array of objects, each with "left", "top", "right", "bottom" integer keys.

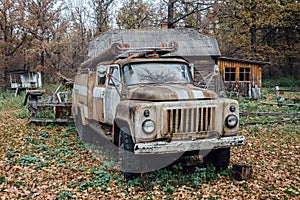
[
  {"left": 9, "top": 70, "right": 42, "bottom": 95},
  {"left": 217, "top": 57, "right": 269, "bottom": 98}
]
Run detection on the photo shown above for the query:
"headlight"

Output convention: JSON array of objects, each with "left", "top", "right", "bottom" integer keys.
[
  {"left": 142, "top": 120, "right": 155, "bottom": 134},
  {"left": 225, "top": 114, "right": 238, "bottom": 128}
]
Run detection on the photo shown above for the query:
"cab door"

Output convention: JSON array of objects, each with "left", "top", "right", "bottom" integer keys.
[
  {"left": 104, "top": 65, "right": 121, "bottom": 125},
  {"left": 92, "top": 65, "right": 107, "bottom": 123}
]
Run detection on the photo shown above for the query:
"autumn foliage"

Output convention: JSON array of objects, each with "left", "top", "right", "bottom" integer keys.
[
  {"left": 0, "top": 0, "right": 299, "bottom": 90},
  {"left": 0, "top": 90, "right": 299, "bottom": 199}
]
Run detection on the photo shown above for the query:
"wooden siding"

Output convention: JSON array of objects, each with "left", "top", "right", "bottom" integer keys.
[{"left": 218, "top": 59, "right": 262, "bottom": 97}]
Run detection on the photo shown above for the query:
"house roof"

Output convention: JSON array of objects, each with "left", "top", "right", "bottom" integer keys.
[
  {"left": 218, "top": 57, "right": 270, "bottom": 65},
  {"left": 9, "top": 70, "right": 39, "bottom": 74},
  {"left": 88, "top": 28, "right": 221, "bottom": 62}
]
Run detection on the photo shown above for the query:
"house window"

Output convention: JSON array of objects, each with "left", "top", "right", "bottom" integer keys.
[
  {"left": 225, "top": 67, "right": 236, "bottom": 81},
  {"left": 240, "top": 67, "right": 250, "bottom": 81}
]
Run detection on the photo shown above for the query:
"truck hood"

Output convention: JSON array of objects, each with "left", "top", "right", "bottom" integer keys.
[{"left": 126, "top": 84, "right": 217, "bottom": 101}]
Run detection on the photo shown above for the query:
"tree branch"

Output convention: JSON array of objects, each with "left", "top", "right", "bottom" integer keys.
[{"left": 172, "top": 4, "right": 213, "bottom": 25}]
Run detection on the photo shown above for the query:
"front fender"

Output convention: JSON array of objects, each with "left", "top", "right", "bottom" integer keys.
[{"left": 114, "top": 100, "right": 141, "bottom": 143}]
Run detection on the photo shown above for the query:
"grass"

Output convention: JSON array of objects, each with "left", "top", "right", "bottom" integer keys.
[{"left": 0, "top": 91, "right": 26, "bottom": 111}]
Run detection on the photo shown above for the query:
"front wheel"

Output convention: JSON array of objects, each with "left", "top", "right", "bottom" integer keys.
[
  {"left": 119, "top": 128, "right": 139, "bottom": 179},
  {"left": 204, "top": 148, "right": 230, "bottom": 171}
]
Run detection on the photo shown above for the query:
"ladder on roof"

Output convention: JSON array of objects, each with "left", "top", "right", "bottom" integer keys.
[{"left": 117, "top": 47, "right": 176, "bottom": 59}]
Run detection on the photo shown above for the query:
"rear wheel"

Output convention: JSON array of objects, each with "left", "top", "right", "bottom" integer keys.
[{"left": 204, "top": 148, "right": 230, "bottom": 171}]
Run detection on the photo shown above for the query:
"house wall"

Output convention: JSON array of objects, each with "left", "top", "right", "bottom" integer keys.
[
  {"left": 218, "top": 59, "right": 262, "bottom": 97},
  {"left": 9, "top": 71, "right": 42, "bottom": 89}
]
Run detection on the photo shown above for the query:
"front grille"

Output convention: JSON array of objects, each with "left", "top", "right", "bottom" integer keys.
[{"left": 166, "top": 107, "right": 214, "bottom": 135}]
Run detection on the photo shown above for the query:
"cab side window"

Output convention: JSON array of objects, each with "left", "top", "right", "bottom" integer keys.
[
  {"left": 98, "top": 75, "right": 106, "bottom": 85},
  {"left": 108, "top": 66, "right": 120, "bottom": 86}
]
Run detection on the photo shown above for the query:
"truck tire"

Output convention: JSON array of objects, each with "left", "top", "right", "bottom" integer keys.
[
  {"left": 119, "top": 128, "right": 139, "bottom": 179},
  {"left": 204, "top": 147, "right": 230, "bottom": 171}
]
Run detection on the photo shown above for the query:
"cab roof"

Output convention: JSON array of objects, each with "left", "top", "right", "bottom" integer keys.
[{"left": 114, "top": 57, "right": 189, "bottom": 66}]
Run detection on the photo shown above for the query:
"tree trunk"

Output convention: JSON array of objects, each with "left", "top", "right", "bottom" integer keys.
[
  {"left": 250, "top": 24, "right": 257, "bottom": 57},
  {"left": 250, "top": 25, "right": 256, "bottom": 45},
  {"left": 2, "top": 66, "right": 8, "bottom": 92},
  {"left": 41, "top": 51, "right": 45, "bottom": 67},
  {"left": 168, "top": 0, "right": 175, "bottom": 28}
]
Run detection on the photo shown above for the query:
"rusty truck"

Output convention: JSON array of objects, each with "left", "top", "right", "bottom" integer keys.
[{"left": 72, "top": 29, "right": 245, "bottom": 178}]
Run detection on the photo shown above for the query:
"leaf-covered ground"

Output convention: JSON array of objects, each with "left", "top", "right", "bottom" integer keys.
[{"left": 0, "top": 93, "right": 299, "bottom": 199}]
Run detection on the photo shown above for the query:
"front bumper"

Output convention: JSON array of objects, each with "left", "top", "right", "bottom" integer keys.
[{"left": 134, "top": 136, "right": 245, "bottom": 154}]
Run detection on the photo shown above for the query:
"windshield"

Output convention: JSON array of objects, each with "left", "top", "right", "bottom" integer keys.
[{"left": 122, "top": 63, "right": 192, "bottom": 85}]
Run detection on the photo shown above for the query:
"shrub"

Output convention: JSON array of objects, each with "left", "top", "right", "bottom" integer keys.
[
  {"left": 276, "top": 77, "right": 295, "bottom": 87},
  {"left": 262, "top": 79, "right": 276, "bottom": 88},
  {"left": 295, "top": 80, "right": 300, "bottom": 87}
]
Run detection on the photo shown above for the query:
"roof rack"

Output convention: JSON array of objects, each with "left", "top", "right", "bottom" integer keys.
[{"left": 117, "top": 48, "right": 175, "bottom": 59}]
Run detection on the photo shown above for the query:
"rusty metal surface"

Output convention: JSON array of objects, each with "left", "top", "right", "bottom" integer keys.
[
  {"left": 25, "top": 76, "right": 74, "bottom": 124},
  {"left": 114, "top": 98, "right": 239, "bottom": 144},
  {"left": 134, "top": 136, "right": 245, "bottom": 154},
  {"left": 116, "top": 57, "right": 190, "bottom": 66},
  {"left": 165, "top": 107, "right": 214, "bottom": 136},
  {"left": 126, "top": 84, "right": 218, "bottom": 101}
]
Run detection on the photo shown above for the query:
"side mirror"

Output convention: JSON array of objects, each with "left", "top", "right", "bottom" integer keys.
[
  {"left": 214, "top": 64, "right": 219, "bottom": 75},
  {"left": 189, "top": 63, "right": 195, "bottom": 79},
  {"left": 98, "top": 66, "right": 106, "bottom": 78}
]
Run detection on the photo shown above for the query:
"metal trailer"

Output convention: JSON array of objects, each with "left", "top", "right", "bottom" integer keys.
[{"left": 23, "top": 76, "right": 73, "bottom": 124}]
